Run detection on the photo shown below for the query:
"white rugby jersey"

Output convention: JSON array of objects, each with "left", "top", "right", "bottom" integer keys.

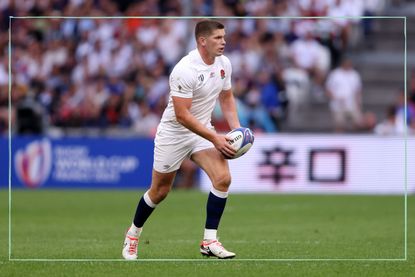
[{"left": 158, "top": 49, "right": 232, "bottom": 134}]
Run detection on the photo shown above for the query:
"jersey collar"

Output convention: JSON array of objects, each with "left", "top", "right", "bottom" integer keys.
[{"left": 190, "top": 49, "right": 216, "bottom": 68}]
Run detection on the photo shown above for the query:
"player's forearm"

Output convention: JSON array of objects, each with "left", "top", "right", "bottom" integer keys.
[
  {"left": 222, "top": 109, "right": 240, "bottom": 130},
  {"left": 176, "top": 110, "right": 217, "bottom": 142},
  {"left": 220, "top": 93, "right": 240, "bottom": 130}
]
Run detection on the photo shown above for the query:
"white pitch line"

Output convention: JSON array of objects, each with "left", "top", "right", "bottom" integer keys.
[{"left": 8, "top": 258, "right": 407, "bottom": 262}]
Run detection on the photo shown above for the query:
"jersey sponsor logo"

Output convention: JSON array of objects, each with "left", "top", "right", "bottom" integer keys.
[
  {"left": 220, "top": 69, "right": 225, "bottom": 79},
  {"left": 198, "top": 74, "right": 204, "bottom": 82}
]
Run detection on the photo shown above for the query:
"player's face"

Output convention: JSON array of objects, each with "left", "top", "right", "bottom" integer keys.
[{"left": 205, "top": 29, "right": 226, "bottom": 57}]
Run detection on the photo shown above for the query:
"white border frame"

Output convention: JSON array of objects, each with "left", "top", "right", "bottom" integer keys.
[{"left": 8, "top": 15, "right": 408, "bottom": 262}]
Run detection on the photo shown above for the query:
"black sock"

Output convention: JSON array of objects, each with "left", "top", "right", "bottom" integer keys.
[
  {"left": 133, "top": 195, "right": 155, "bottom": 228},
  {"left": 205, "top": 192, "right": 227, "bottom": 230}
]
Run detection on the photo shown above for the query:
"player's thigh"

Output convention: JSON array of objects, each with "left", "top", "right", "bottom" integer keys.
[
  {"left": 150, "top": 169, "right": 177, "bottom": 190},
  {"left": 190, "top": 148, "right": 231, "bottom": 190},
  {"left": 152, "top": 134, "right": 191, "bottom": 200},
  {"left": 153, "top": 133, "right": 191, "bottom": 174}
]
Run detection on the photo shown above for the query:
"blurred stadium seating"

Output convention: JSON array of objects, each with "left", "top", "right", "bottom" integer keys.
[{"left": 1, "top": 0, "right": 414, "bottom": 137}]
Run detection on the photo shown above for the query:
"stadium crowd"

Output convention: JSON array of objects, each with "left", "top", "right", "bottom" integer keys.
[{"left": 1, "top": 0, "right": 412, "bottom": 137}]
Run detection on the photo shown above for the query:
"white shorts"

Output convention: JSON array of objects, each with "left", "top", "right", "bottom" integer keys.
[{"left": 153, "top": 128, "right": 214, "bottom": 173}]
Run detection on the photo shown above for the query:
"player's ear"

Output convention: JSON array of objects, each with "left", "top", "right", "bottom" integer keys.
[{"left": 199, "top": 36, "right": 207, "bottom": 47}]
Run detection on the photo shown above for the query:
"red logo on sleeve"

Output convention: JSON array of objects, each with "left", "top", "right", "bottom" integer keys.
[{"left": 220, "top": 69, "right": 225, "bottom": 79}]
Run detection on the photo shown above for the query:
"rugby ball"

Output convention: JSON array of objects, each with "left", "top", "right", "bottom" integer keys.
[{"left": 225, "top": 127, "right": 254, "bottom": 159}]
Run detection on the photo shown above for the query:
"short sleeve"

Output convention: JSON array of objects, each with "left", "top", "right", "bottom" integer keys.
[
  {"left": 169, "top": 64, "right": 195, "bottom": 98},
  {"left": 222, "top": 56, "right": 232, "bottom": 91}
]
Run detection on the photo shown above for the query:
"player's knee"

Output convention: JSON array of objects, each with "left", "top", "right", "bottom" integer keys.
[
  {"left": 157, "top": 185, "right": 171, "bottom": 200},
  {"left": 150, "top": 185, "right": 171, "bottom": 203},
  {"left": 213, "top": 173, "right": 231, "bottom": 190}
]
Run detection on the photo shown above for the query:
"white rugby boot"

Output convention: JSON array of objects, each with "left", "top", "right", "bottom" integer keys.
[
  {"left": 200, "top": 239, "right": 236, "bottom": 259},
  {"left": 122, "top": 231, "right": 139, "bottom": 260}
]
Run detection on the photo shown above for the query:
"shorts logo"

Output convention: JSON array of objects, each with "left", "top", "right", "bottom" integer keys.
[
  {"left": 163, "top": 165, "right": 171, "bottom": 170},
  {"left": 220, "top": 69, "right": 225, "bottom": 79},
  {"left": 15, "top": 139, "right": 52, "bottom": 188}
]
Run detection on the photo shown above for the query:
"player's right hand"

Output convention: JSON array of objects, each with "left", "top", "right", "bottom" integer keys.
[{"left": 213, "top": 134, "right": 236, "bottom": 158}]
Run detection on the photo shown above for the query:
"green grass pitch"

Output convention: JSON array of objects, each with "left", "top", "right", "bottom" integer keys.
[{"left": 0, "top": 190, "right": 414, "bottom": 276}]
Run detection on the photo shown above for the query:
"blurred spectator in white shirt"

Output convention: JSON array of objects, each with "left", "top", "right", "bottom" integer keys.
[
  {"left": 156, "top": 19, "right": 187, "bottom": 68},
  {"left": 133, "top": 100, "right": 159, "bottom": 137},
  {"left": 374, "top": 106, "right": 398, "bottom": 135},
  {"left": 325, "top": 58, "right": 363, "bottom": 132},
  {"left": 282, "top": 59, "right": 310, "bottom": 125},
  {"left": 290, "top": 30, "right": 330, "bottom": 95}
]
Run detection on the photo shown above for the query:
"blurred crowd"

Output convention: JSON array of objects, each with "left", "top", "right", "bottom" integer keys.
[
  {"left": 374, "top": 70, "right": 415, "bottom": 136},
  {"left": 2, "top": 0, "right": 413, "bottom": 138}
]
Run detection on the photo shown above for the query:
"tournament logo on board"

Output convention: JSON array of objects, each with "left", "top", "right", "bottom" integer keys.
[{"left": 15, "top": 139, "right": 52, "bottom": 188}]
